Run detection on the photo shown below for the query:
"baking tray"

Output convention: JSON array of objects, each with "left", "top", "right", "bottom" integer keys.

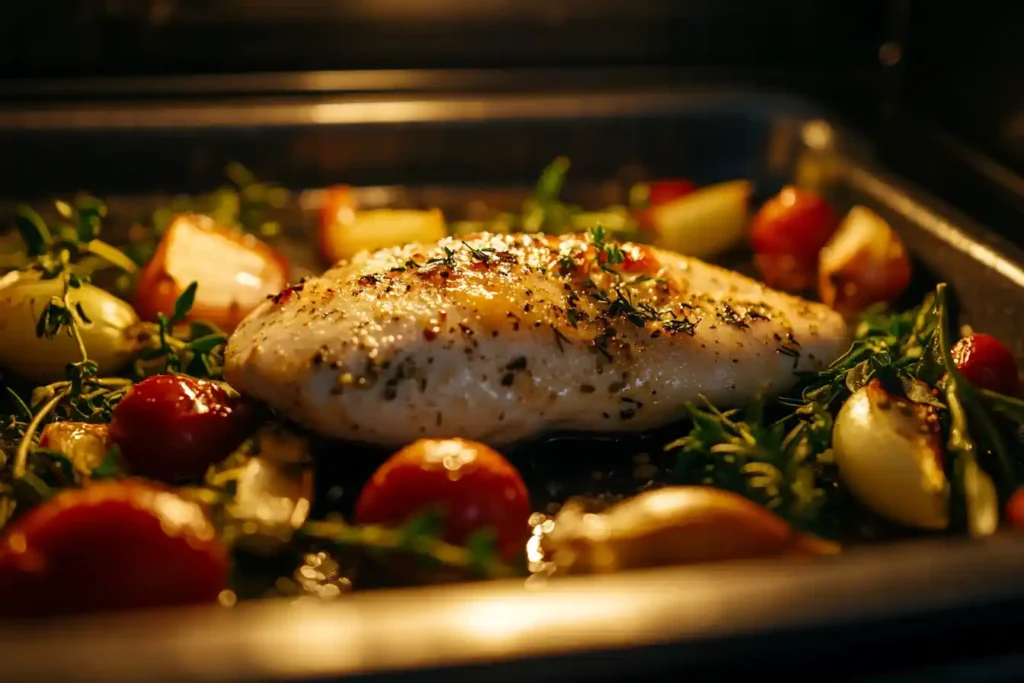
[{"left": 0, "top": 79, "right": 1023, "bottom": 681}]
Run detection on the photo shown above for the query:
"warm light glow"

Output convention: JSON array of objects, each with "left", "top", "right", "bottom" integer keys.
[
  {"left": 455, "top": 591, "right": 634, "bottom": 646},
  {"left": 802, "top": 120, "right": 834, "bottom": 150},
  {"left": 152, "top": 490, "right": 215, "bottom": 540}
]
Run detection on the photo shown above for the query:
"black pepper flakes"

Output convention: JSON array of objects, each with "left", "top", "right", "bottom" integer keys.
[
  {"left": 717, "top": 302, "right": 749, "bottom": 329},
  {"left": 505, "top": 356, "right": 528, "bottom": 371}
]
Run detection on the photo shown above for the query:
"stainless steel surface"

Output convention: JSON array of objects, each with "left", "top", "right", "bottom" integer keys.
[
  {"left": 1, "top": 534, "right": 1023, "bottom": 683},
  {"left": 0, "top": 85, "right": 1023, "bottom": 681},
  {"left": 0, "top": 67, "right": 814, "bottom": 99},
  {"left": 0, "top": 87, "right": 818, "bottom": 131}
]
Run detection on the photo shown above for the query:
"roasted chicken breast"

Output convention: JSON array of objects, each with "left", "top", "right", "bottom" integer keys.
[{"left": 224, "top": 232, "right": 849, "bottom": 447}]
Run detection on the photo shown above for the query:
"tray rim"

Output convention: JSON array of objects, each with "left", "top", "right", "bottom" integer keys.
[
  {"left": 0, "top": 82, "right": 826, "bottom": 131},
  {"left": 1, "top": 83, "right": 1023, "bottom": 681}
]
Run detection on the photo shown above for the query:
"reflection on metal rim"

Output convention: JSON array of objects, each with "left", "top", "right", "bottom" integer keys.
[
  {"left": 2, "top": 534, "right": 1024, "bottom": 682},
  {"left": 0, "top": 89, "right": 817, "bottom": 132}
]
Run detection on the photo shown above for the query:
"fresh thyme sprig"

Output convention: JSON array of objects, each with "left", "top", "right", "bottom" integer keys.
[
  {"left": 930, "top": 283, "right": 1017, "bottom": 534},
  {"left": 298, "top": 513, "right": 520, "bottom": 581},
  {"left": 781, "top": 294, "right": 940, "bottom": 417},
  {"left": 8, "top": 199, "right": 139, "bottom": 481},
  {"left": 667, "top": 396, "right": 834, "bottom": 535},
  {"left": 577, "top": 226, "right": 676, "bottom": 331},
  {"left": 131, "top": 283, "right": 228, "bottom": 379}
]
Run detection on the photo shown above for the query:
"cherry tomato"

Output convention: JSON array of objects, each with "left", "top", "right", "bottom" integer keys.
[
  {"left": 952, "top": 333, "right": 1021, "bottom": 396},
  {"left": 354, "top": 438, "right": 531, "bottom": 561},
  {"left": 818, "top": 206, "right": 911, "bottom": 315},
  {"left": 595, "top": 243, "right": 660, "bottom": 275},
  {"left": 319, "top": 185, "right": 358, "bottom": 259},
  {"left": 633, "top": 179, "right": 698, "bottom": 231},
  {"left": 0, "top": 480, "right": 228, "bottom": 619},
  {"left": 109, "top": 375, "right": 258, "bottom": 483},
  {"left": 750, "top": 187, "right": 838, "bottom": 290},
  {"left": 648, "top": 179, "right": 698, "bottom": 207},
  {"left": 1006, "top": 488, "right": 1024, "bottom": 530},
  {"left": 38, "top": 422, "right": 110, "bottom": 476},
  {"left": 134, "top": 214, "right": 289, "bottom": 332}
]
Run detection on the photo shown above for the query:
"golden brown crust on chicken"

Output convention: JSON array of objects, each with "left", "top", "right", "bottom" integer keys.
[{"left": 224, "top": 232, "right": 848, "bottom": 447}]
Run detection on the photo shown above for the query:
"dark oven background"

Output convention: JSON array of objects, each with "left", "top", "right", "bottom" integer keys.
[{"left": 0, "top": 0, "right": 1021, "bottom": 240}]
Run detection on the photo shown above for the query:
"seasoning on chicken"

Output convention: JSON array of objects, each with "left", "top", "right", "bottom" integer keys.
[{"left": 224, "top": 231, "right": 849, "bottom": 447}]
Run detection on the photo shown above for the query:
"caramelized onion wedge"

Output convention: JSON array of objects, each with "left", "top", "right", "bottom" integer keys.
[
  {"left": 818, "top": 206, "right": 911, "bottom": 315},
  {"left": 647, "top": 180, "right": 752, "bottom": 259},
  {"left": 227, "top": 424, "right": 314, "bottom": 555},
  {"left": 544, "top": 486, "right": 837, "bottom": 575},
  {"left": 38, "top": 422, "right": 110, "bottom": 477},
  {"left": 0, "top": 271, "right": 141, "bottom": 383},
  {"left": 833, "top": 380, "right": 949, "bottom": 529},
  {"left": 134, "top": 214, "right": 289, "bottom": 332},
  {"left": 320, "top": 188, "right": 447, "bottom": 266},
  {"left": 317, "top": 185, "right": 450, "bottom": 261}
]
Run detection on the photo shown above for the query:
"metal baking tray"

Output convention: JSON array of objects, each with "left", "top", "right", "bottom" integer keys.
[{"left": 0, "top": 77, "right": 1023, "bottom": 681}]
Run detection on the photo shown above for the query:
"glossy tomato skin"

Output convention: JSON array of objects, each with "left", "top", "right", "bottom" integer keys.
[
  {"left": 750, "top": 187, "right": 838, "bottom": 290},
  {"left": 0, "top": 480, "right": 228, "bottom": 619},
  {"left": 594, "top": 243, "right": 660, "bottom": 276},
  {"left": 647, "top": 179, "right": 698, "bottom": 207},
  {"left": 109, "top": 375, "right": 258, "bottom": 483},
  {"left": 354, "top": 438, "right": 531, "bottom": 561},
  {"left": 1006, "top": 488, "right": 1024, "bottom": 530},
  {"left": 952, "top": 333, "right": 1021, "bottom": 396}
]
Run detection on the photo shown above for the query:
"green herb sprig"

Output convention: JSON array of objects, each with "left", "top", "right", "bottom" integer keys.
[
  {"left": 131, "top": 283, "right": 228, "bottom": 379},
  {"left": 7, "top": 199, "right": 138, "bottom": 480},
  {"left": 667, "top": 397, "right": 834, "bottom": 535},
  {"left": 298, "top": 513, "right": 520, "bottom": 581}
]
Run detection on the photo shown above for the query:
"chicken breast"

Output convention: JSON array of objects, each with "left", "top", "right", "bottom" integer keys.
[{"left": 224, "top": 232, "right": 849, "bottom": 447}]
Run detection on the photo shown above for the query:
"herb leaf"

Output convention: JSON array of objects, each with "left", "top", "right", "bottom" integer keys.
[
  {"left": 14, "top": 206, "right": 51, "bottom": 257},
  {"left": 172, "top": 281, "right": 198, "bottom": 324}
]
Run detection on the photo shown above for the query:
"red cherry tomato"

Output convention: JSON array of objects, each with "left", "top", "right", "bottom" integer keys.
[
  {"left": 595, "top": 243, "right": 660, "bottom": 275},
  {"left": 354, "top": 438, "right": 531, "bottom": 561},
  {"left": 648, "top": 179, "right": 698, "bottom": 207},
  {"left": 1006, "top": 488, "right": 1024, "bottom": 530},
  {"left": 0, "top": 480, "right": 229, "bottom": 619},
  {"left": 319, "top": 185, "right": 358, "bottom": 264},
  {"left": 751, "top": 187, "right": 839, "bottom": 290},
  {"left": 109, "top": 375, "right": 258, "bottom": 483},
  {"left": 951, "top": 333, "right": 1021, "bottom": 396}
]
